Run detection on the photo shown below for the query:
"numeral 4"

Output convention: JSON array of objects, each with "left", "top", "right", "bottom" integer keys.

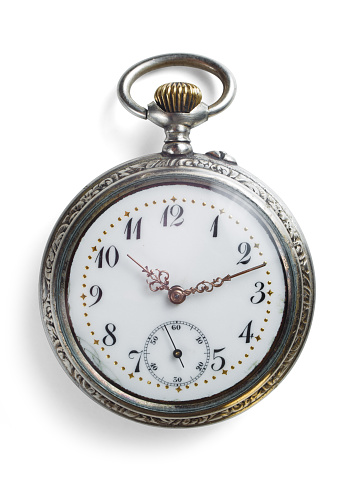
[{"left": 239, "top": 321, "right": 254, "bottom": 343}]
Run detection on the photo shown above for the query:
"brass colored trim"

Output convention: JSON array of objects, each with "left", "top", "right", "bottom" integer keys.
[{"left": 154, "top": 82, "right": 202, "bottom": 113}]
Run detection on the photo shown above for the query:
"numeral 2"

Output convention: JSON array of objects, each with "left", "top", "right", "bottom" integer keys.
[{"left": 237, "top": 242, "right": 251, "bottom": 265}]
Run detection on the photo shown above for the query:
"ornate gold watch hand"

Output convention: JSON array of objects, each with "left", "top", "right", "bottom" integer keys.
[
  {"left": 167, "top": 262, "right": 267, "bottom": 304},
  {"left": 127, "top": 254, "right": 170, "bottom": 292}
]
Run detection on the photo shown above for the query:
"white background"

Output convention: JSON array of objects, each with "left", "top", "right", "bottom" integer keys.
[{"left": 1, "top": 1, "right": 354, "bottom": 483}]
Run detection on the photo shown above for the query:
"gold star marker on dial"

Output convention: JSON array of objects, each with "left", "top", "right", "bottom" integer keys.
[
  {"left": 91, "top": 246, "right": 97, "bottom": 252},
  {"left": 254, "top": 243, "right": 259, "bottom": 248},
  {"left": 219, "top": 208, "right": 225, "bottom": 214},
  {"left": 222, "top": 369, "right": 228, "bottom": 375},
  {"left": 176, "top": 387, "right": 182, "bottom": 393},
  {"left": 268, "top": 290, "right": 274, "bottom": 296},
  {"left": 94, "top": 340, "right": 99, "bottom": 345},
  {"left": 124, "top": 211, "right": 130, "bottom": 217},
  {"left": 128, "top": 373, "right": 134, "bottom": 379},
  {"left": 171, "top": 196, "right": 177, "bottom": 202},
  {"left": 80, "top": 294, "right": 86, "bottom": 300},
  {"left": 256, "top": 335, "right": 261, "bottom": 341}
]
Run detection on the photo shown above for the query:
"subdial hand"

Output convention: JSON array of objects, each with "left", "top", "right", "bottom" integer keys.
[
  {"left": 127, "top": 254, "right": 170, "bottom": 292},
  {"left": 164, "top": 324, "right": 184, "bottom": 368},
  {"left": 168, "top": 262, "right": 267, "bottom": 304}
]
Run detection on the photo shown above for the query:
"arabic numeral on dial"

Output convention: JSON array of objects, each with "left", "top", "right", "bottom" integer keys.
[
  {"left": 210, "top": 216, "right": 219, "bottom": 237},
  {"left": 128, "top": 350, "right": 143, "bottom": 372},
  {"left": 124, "top": 217, "right": 142, "bottom": 240},
  {"left": 150, "top": 363, "right": 158, "bottom": 371},
  {"left": 95, "top": 246, "right": 119, "bottom": 268},
  {"left": 103, "top": 323, "right": 117, "bottom": 346},
  {"left": 171, "top": 324, "right": 181, "bottom": 330},
  {"left": 173, "top": 377, "right": 182, "bottom": 383},
  {"left": 150, "top": 335, "right": 158, "bottom": 345},
  {"left": 211, "top": 347, "right": 226, "bottom": 371},
  {"left": 239, "top": 321, "right": 254, "bottom": 343},
  {"left": 196, "top": 361, "right": 204, "bottom": 371},
  {"left": 196, "top": 336, "right": 203, "bottom": 344},
  {"left": 89, "top": 285, "right": 102, "bottom": 306},
  {"left": 250, "top": 282, "right": 265, "bottom": 304},
  {"left": 161, "top": 205, "right": 184, "bottom": 227},
  {"left": 237, "top": 242, "right": 251, "bottom": 265}
]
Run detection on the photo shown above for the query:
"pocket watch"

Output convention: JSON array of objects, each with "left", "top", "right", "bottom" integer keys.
[{"left": 40, "top": 54, "right": 315, "bottom": 427}]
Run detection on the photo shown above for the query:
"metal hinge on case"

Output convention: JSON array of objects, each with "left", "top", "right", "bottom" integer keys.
[{"left": 205, "top": 151, "right": 237, "bottom": 164}]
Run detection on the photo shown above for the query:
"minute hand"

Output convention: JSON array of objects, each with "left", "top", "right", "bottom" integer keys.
[{"left": 182, "top": 262, "right": 266, "bottom": 297}]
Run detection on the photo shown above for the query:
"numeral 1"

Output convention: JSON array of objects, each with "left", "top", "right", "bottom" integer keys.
[{"left": 210, "top": 216, "right": 219, "bottom": 237}]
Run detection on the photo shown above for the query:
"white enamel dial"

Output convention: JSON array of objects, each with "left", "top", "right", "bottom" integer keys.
[{"left": 67, "top": 182, "right": 287, "bottom": 402}]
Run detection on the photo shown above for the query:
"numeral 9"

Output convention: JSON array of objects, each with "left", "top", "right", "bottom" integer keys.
[{"left": 89, "top": 285, "right": 102, "bottom": 306}]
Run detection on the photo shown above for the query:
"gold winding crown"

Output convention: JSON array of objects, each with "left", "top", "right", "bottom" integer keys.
[{"left": 154, "top": 82, "right": 202, "bottom": 113}]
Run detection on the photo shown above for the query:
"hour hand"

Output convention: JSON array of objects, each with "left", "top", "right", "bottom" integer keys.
[{"left": 127, "top": 254, "right": 170, "bottom": 292}]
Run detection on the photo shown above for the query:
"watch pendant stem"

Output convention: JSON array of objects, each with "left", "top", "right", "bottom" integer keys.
[
  {"left": 163, "top": 125, "right": 192, "bottom": 155},
  {"left": 147, "top": 82, "right": 209, "bottom": 156}
]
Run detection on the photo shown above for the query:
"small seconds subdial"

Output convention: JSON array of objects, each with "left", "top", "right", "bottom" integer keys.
[{"left": 144, "top": 321, "right": 210, "bottom": 387}]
